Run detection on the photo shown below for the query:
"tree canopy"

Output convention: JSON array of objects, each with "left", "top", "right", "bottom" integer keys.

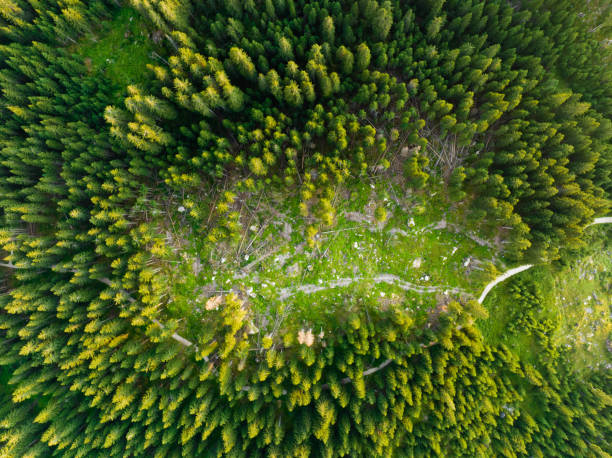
[{"left": 0, "top": 0, "right": 610, "bottom": 456}]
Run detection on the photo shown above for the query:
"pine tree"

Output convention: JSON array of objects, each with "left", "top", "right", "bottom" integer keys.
[
  {"left": 355, "top": 42, "right": 371, "bottom": 72},
  {"left": 336, "top": 45, "right": 354, "bottom": 75},
  {"left": 229, "top": 47, "right": 256, "bottom": 80}
]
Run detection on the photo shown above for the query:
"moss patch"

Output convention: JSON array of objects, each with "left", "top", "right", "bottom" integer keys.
[{"left": 73, "top": 7, "right": 157, "bottom": 90}]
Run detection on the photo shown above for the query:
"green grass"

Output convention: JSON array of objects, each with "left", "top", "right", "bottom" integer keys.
[
  {"left": 145, "top": 175, "right": 499, "bottom": 340},
  {"left": 479, "top": 228, "right": 611, "bottom": 371},
  {"left": 73, "top": 7, "right": 156, "bottom": 90},
  {"left": 550, "top": 242, "right": 611, "bottom": 370},
  {"left": 478, "top": 266, "right": 553, "bottom": 366}
]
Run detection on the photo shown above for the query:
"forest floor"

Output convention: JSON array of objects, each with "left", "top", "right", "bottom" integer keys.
[
  {"left": 480, "top": 228, "right": 611, "bottom": 371},
  {"left": 149, "top": 176, "right": 500, "bottom": 338},
  {"left": 72, "top": 7, "right": 158, "bottom": 90}
]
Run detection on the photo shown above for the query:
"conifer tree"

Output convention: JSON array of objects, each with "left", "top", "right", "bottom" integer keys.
[{"left": 355, "top": 42, "right": 371, "bottom": 72}]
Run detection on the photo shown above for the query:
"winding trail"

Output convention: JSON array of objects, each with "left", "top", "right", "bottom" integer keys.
[
  {"left": 279, "top": 273, "right": 465, "bottom": 301},
  {"left": 279, "top": 218, "right": 612, "bottom": 304},
  {"left": 589, "top": 217, "right": 612, "bottom": 226},
  {"left": 476, "top": 264, "right": 533, "bottom": 304}
]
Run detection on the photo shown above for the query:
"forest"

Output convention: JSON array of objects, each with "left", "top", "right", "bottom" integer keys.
[{"left": 0, "top": 0, "right": 610, "bottom": 456}]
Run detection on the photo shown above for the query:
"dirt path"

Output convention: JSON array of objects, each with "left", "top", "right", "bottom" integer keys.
[
  {"left": 589, "top": 217, "right": 612, "bottom": 226},
  {"left": 477, "top": 264, "right": 534, "bottom": 304},
  {"left": 279, "top": 273, "right": 466, "bottom": 300}
]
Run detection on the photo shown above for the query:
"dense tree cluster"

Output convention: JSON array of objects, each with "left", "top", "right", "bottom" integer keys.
[
  {"left": 122, "top": 0, "right": 612, "bottom": 261},
  {"left": 0, "top": 0, "right": 610, "bottom": 457},
  {"left": 497, "top": 277, "right": 612, "bottom": 457}
]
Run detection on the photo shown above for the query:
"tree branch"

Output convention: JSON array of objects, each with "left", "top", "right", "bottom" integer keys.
[
  {"left": 96, "top": 277, "right": 198, "bottom": 350},
  {"left": 338, "top": 358, "right": 393, "bottom": 385}
]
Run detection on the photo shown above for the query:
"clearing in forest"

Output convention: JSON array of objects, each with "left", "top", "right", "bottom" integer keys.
[
  {"left": 142, "top": 175, "right": 498, "bottom": 340},
  {"left": 73, "top": 7, "right": 157, "bottom": 89}
]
